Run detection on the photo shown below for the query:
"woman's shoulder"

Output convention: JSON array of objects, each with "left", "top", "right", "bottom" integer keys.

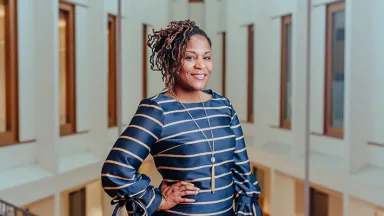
[
  {"left": 209, "top": 89, "right": 232, "bottom": 106},
  {"left": 134, "top": 94, "right": 165, "bottom": 114}
]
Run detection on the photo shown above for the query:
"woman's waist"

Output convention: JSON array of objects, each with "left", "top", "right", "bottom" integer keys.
[{"left": 163, "top": 187, "right": 235, "bottom": 215}]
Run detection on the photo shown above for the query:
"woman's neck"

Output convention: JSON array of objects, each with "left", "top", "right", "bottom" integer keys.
[{"left": 171, "top": 86, "right": 204, "bottom": 103}]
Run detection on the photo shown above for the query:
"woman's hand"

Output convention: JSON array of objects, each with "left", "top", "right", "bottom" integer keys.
[{"left": 158, "top": 181, "right": 200, "bottom": 211}]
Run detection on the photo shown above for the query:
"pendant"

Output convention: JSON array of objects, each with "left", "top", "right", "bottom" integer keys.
[
  {"left": 211, "top": 164, "right": 215, "bottom": 193},
  {"left": 211, "top": 156, "right": 215, "bottom": 163}
]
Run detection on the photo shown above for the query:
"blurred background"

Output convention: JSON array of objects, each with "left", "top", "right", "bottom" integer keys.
[{"left": 0, "top": 0, "right": 383, "bottom": 215}]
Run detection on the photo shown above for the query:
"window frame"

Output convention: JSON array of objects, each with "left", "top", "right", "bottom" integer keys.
[
  {"left": 324, "top": 1, "right": 345, "bottom": 139},
  {"left": 108, "top": 14, "right": 117, "bottom": 128},
  {"left": 0, "top": 0, "right": 19, "bottom": 146},
  {"left": 280, "top": 14, "right": 292, "bottom": 130},
  {"left": 247, "top": 24, "right": 254, "bottom": 123},
  {"left": 59, "top": 2, "right": 76, "bottom": 136}
]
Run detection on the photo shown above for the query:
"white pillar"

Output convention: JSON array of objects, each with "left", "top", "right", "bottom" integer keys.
[
  {"left": 88, "top": 0, "right": 109, "bottom": 159},
  {"left": 54, "top": 193, "right": 62, "bottom": 216},
  {"left": 344, "top": 0, "right": 372, "bottom": 173},
  {"left": 34, "top": 0, "right": 60, "bottom": 173},
  {"left": 293, "top": 0, "right": 310, "bottom": 158},
  {"left": 204, "top": 0, "right": 222, "bottom": 93}
]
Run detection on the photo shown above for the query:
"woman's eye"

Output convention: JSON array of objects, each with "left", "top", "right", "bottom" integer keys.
[
  {"left": 204, "top": 56, "right": 211, "bottom": 60},
  {"left": 185, "top": 56, "right": 195, "bottom": 60}
]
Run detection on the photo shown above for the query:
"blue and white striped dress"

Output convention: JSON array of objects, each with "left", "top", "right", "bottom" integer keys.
[{"left": 101, "top": 89, "right": 263, "bottom": 216}]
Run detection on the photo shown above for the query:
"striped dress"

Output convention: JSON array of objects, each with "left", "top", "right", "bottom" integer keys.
[{"left": 101, "top": 89, "right": 263, "bottom": 216}]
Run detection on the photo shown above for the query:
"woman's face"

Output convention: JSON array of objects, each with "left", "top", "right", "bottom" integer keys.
[{"left": 174, "top": 34, "right": 213, "bottom": 91}]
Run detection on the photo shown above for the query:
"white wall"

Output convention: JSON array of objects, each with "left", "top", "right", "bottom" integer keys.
[
  {"left": 271, "top": 172, "right": 296, "bottom": 216},
  {"left": 368, "top": 0, "right": 384, "bottom": 167},
  {"left": 225, "top": 1, "right": 249, "bottom": 122},
  {"left": 188, "top": 2, "right": 204, "bottom": 29},
  {"left": 86, "top": 181, "right": 103, "bottom": 216},
  {"left": 170, "top": 0, "right": 188, "bottom": 21},
  {"left": 222, "top": 0, "right": 384, "bottom": 214},
  {"left": 203, "top": 0, "right": 222, "bottom": 95},
  {"left": 23, "top": 196, "right": 55, "bottom": 216},
  {"left": 0, "top": 1, "right": 170, "bottom": 215},
  {"left": 349, "top": 198, "right": 375, "bottom": 216}
]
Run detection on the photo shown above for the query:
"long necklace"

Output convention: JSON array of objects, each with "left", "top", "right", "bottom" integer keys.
[{"left": 171, "top": 91, "right": 216, "bottom": 193}]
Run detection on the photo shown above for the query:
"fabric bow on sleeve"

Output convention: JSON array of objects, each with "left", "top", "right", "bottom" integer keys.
[
  {"left": 235, "top": 195, "right": 263, "bottom": 216},
  {"left": 111, "top": 195, "right": 148, "bottom": 216}
]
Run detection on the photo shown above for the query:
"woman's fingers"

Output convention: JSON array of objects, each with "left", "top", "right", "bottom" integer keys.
[
  {"left": 178, "top": 190, "right": 199, "bottom": 196},
  {"left": 177, "top": 197, "right": 195, "bottom": 203},
  {"left": 174, "top": 184, "right": 200, "bottom": 195},
  {"left": 178, "top": 185, "right": 199, "bottom": 192},
  {"left": 160, "top": 181, "right": 200, "bottom": 208},
  {"left": 174, "top": 181, "right": 193, "bottom": 187}
]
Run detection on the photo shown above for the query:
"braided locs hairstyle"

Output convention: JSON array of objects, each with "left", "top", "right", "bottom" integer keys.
[{"left": 147, "top": 20, "right": 212, "bottom": 91}]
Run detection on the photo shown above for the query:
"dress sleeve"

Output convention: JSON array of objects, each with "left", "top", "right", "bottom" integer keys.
[
  {"left": 101, "top": 99, "right": 164, "bottom": 216},
  {"left": 229, "top": 103, "right": 263, "bottom": 216}
]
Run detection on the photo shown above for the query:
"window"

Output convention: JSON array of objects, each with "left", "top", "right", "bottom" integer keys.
[
  {"left": 222, "top": 32, "right": 226, "bottom": 96},
  {"left": 108, "top": 15, "right": 117, "bottom": 127},
  {"left": 142, "top": 24, "right": 147, "bottom": 99},
  {"left": 247, "top": 24, "right": 254, "bottom": 122},
  {"left": 69, "top": 188, "right": 86, "bottom": 216},
  {"left": 0, "top": 0, "right": 18, "bottom": 146},
  {"left": 59, "top": 3, "right": 76, "bottom": 136},
  {"left": 310, "top": 188, "right": 329, "bottom": 216},
  {"left": 325, "top": 1, "right": 345, "bottom": 138},
  {"left": 280, "top": 15, "right": 292, "bottom": 129}
]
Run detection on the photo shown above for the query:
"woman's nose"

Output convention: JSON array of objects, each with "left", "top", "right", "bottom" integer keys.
[{"left": 195, "top": 59, "right": 206, "bottom": 70}]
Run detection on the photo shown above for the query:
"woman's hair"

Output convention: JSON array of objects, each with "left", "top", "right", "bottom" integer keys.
[{"left": 147, "top": 19, "right": 212, "bottom": 91}]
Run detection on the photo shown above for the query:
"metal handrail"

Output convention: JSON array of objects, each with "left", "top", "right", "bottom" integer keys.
[{"left": 0, "top": 199, "right": 37, "bottom": 216}]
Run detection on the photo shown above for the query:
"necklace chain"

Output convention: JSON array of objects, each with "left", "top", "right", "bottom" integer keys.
[
  {"left": 170, "top": 91, "right": 215, "bottom": 161},
  {"left": 170, "top": 90, "right": 217, "bottom": 192}
]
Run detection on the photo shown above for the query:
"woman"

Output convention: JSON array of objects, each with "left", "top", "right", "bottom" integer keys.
[{"left": 101, "top": 20, "right": 263, "bottom": 216}]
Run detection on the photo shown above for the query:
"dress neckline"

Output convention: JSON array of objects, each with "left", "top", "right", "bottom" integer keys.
[{"left": 160, "top": 89, "right": 215, "bottom": 104}]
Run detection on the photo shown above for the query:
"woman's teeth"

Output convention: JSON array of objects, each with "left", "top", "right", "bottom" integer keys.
[{"left": 192, "top": 74, "right": 205, "bottom": 80}]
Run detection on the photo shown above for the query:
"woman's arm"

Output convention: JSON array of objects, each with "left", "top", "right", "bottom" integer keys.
[
  {"left": 101, "top": 99, "right": 164, "bottom": 216},
  {"left": 229, "top": 103, "right": 263, "bottom": 216}
]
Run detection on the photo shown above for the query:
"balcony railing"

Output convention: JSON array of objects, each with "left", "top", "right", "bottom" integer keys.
[{"left": 0, "top": 199, "right": 37, "bottom": 216}]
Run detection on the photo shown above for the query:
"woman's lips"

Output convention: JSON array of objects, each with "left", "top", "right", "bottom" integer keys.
[{"left": 190, "top": 73, "right": 206, "bottom": 80}]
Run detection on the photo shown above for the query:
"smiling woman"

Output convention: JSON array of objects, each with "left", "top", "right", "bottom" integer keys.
[{"left": 101, "top": 20, "right": 263, "bottom": 216}]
